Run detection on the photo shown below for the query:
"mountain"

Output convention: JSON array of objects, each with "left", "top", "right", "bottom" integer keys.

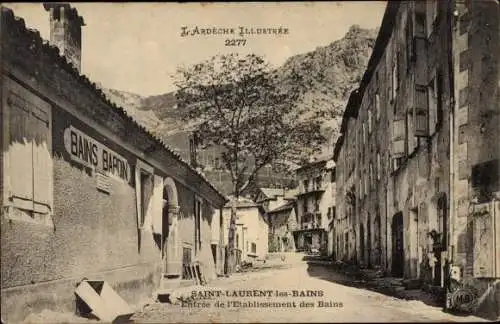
[
  {"left": 278, "top": 25, "right": 378, "bottom": 157},
  {"left": 103, "top": 24, "right": 378, "bottom": 161}
]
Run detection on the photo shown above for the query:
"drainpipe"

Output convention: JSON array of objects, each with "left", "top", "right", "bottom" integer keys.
[{"left": 449, "top": 0, "right": 457, "bottom": 266}]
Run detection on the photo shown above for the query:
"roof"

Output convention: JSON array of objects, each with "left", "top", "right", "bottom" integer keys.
[
  {"left": 258, "top": 188, "right": 285, "bottom": 200},
  {"left": 224, "top": 196, "right": 260, "bottom": 209},
  {"left": 295, "top": 159, "right": 329, "bottom": 173},
  {"left": 1, "top": 6, "right": 227, "bottom": 206},
  {"left": 267, "top": 201, "right": 295, "bottom": 214}
]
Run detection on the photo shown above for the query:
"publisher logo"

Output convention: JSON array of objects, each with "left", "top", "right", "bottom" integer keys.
[{"left": 449, "top": 286, "right": 477, "bottom": 312}]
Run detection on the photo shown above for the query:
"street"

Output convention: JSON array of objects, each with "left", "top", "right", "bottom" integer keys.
[{"left": 132, "top": 261, "right": 487, "bottom": 323}]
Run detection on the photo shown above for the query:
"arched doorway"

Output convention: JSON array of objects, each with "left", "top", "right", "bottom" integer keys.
[
  {"left": 391, "top": 212, "right": 404, "bottom": 277},
  {"left": 162, "top": 177, "right": 180, "bottom": 279}
]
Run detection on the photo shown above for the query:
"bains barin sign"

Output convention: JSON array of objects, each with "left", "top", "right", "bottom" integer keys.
[{"left": 63, "top": 125, "right": 132, "bottom": 183}]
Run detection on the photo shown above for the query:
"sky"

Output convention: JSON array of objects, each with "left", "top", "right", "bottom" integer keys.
[{"left": 5, "top": 2, "right": 387, "bottom": 97}]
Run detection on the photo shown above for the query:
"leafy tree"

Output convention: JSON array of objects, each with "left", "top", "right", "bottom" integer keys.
[{"left": 175, "top": 53, "right": 325, "bottom": 273}]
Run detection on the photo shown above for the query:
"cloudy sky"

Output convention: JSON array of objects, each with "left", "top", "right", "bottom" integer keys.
[{"left": 6, "top": 2, "right": 387, "bottom": 96}]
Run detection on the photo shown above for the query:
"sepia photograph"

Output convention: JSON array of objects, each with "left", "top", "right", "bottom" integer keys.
[{"left": 0, "top": 1, "right": 499, "bottom": 323}]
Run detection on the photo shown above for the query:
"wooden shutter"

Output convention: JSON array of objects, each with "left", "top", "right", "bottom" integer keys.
[
  {"left": 391, "top": 118, "right": 406, "bottom": 157},
  {"left": 8, "top": 92, "right": 34, "bottom": 210},
  {"left": 152, "top": 174, "right": 164, "bottom": 234},
  {"left": 32, "top": 99, "right": 52, "bottom": 214},
  {"left": 414, "top": 85, "right": 429, "bottom": 137}
]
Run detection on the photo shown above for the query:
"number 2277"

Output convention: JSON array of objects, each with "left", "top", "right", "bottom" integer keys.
[{"left": 225, "top": 39, "right": 247, "bottom": 46}]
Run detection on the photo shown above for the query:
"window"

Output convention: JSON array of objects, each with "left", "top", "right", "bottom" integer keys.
[
  {"left": 391, "top": 118, "right": 406, "bottom": 158},
  {"left": 251, "top": 242, "right": 257, "bottom": 254},
  {"left": 303, "top": 199, "right": 309, "bottom": 214},
  {"left": 135, "top": 160, "right": 154, "bottom": 229},
  {"left": 406, "top": 14, "right": 414, "bottom": 71},
  {"left": 426, "top": 0, "right": 439, "bottom": 37},
  {"left": 369, "top": 163, "right": 373, "bottom": 189},
  {"left": 303, "top": 179, "right": 309, "bottom": 192},
  {"left": 236, "top": 233, "right": 239, "bottom": 249},
  {"left": 377, "top": 153, "right": 381, "bottom": 180},
  {"left": 375, "top": 93, "right": 381, "bottom": 120},
  {"left": 415, "top": 12, "right": 426, "bottom": 36},
  {"left": 330, "top": 169, "right": 336, "bottom": 183},
  {"left": 362, "top": 122, "right": 366, "bottom": 144},
  {"left": 392, "top": 56, "right": 399, "bottom": 100},
  {"left": 414, "top": 85, "right": 429, "bottom": 137},
  {"left": 139, "top": 172, "right": 152, "bottom": 227},
  {"left": 194, "top": 197, "right": 202, "bottom": 254},
  {"left": 368, "top": 110, "right": 373, "bottom": 134},
  {"left": 428, "top": 76, "right": 438, "bottom": 134},
  {"left": 315, "top": 176, "right": 322, "bottom": 190},
  {"left": 5, "top": 80, "right": 53, "bottom": 225},
  {"left": 364, "top": 172, "right": 368, "bottom": 196},
  {"left": 436, "top": 72, "right": 444, "bottom": 131}
]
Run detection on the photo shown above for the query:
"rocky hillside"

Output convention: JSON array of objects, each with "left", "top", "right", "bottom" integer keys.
[
  {"left": 278, "top": 25, "right": 378, "bottom": 157},
  {"left": 103, "top": 24, "right": 378, "bottom": 158}
]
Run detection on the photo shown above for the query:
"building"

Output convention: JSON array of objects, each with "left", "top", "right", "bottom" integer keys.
[
  {"left": 253, "top": 187, "right": 288, "bottom": 212},
  {"left": 333, "top": 0, "right": 499, "bottom": 319},
  {"left": 293, "top": 158, "right": 336, "bottom": 254},
  {"left": 0, "top": 4, "right": 227, "bottom": 323},
  {"left": 222, "top": 197, "right": 269, "bottom": 264},
  {"left": 264, "top": 188, "right": 299, "bottom": 253}
]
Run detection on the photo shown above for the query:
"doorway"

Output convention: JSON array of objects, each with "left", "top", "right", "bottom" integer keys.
[
  {"left": 391, "top": 212, "right": 404, "bottom": 277},
  {"left": 359, "top": 224, "right": 365, "bottom": 264},
  {"left": 367, "top": 213, "right": 372, "bottom": 268}
]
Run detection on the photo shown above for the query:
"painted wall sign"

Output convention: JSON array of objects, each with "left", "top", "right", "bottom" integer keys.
[{"left": 63, "top": 125, "right": 131, "bottom": 183}]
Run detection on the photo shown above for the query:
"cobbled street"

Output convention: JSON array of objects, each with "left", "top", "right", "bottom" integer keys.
[{"left": 132, "top": 261, "right": 487, "bottom": 323}]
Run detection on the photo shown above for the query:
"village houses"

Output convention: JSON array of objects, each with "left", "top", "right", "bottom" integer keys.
[
  {"left": 333, "top": 0, "right": 499, "bottom": 319},
  {"left": 0, "top": 4, "right": 227, "bottom": 323},
  {"left": 222, "top": 196, "right": 269, "bottom": 265},
  {"left": 293, "top": 158, "right": 336, "bottom": 255}
]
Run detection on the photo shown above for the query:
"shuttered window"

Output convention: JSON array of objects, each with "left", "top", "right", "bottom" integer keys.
[
  {"left": 414, "top": 85, "right": 429, "bottom": 137},
  {"left": 6, "top": 81, "right": 53, "bottom": 223},
  {"left": 135, "top": 160, "right": 154, "bottom": 230},
  {"left": 377, "top": 153, "right": 381, "bottom": 180},
  {"left": 391, "top": 118, "right": 406, "bottom": 158},
  {"left": 195, "top": 197, "right": 202, "bottom": 254},
  {"left": 368, "top": 110, "right": 373, "bottom": 134}
]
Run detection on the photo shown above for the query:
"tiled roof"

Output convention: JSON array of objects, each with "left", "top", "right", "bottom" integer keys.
[
  {"left": 1, "top": 6, "right": 227, "bottom": 204},
  {"left": 268, "top": 201, "right": 295, "bottom": 214},
  {"left": 259, "top": 188, "right": 285, "bottom": 199}
]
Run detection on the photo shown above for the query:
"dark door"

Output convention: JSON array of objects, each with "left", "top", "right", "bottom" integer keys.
[
  {"left": 359, "top": 224, "right": 365, "bottom": 263},
  {"left": 391, "top": 212, "right": 404, "bottom": 277},
  {"left": 367, "top": 213, "right": 372, "bottom": 268}
]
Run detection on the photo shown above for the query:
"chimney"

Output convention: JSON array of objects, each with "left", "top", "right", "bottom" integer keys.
[{"left": 43, "top": 3, "right": 85, "bottom": 72}]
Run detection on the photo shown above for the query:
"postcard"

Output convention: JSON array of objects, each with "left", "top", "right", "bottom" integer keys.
[{"left": 1, "top": 1, "right": 499, "bottom": 323}]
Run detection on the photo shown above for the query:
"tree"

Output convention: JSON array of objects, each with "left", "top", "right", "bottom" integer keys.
[{"left": 175, "top": 53, "right": 325, "bottom": 273}]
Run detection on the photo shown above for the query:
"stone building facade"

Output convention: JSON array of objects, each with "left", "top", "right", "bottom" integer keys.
[
  {"left": 293, "top": 159, "right": 335, "bottom": 254},
  {"left": 333, "top": 0, "right": 499, "bottom": 319},
  {"left": 0, "top": 5, "right": 227, "bottom": 323}
]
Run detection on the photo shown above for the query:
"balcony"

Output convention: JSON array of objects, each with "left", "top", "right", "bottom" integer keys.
[{"left": 297, "top": 187, "right": 325, "bottom": 198}]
